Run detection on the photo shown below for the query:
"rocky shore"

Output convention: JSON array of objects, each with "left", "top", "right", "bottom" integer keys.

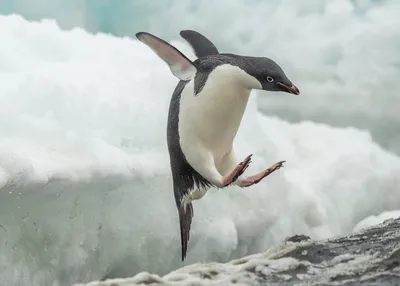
[{"left": 75, "top": 217, "right": 400, "bottom": 286}]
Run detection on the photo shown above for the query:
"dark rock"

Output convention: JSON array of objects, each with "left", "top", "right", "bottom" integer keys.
[{"left": 285, "top": 234, "right": 311, "bottom": 243}]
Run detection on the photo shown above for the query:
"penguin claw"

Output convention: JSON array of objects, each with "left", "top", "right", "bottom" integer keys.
[
  {"left": 222, "top": 154, "right": 253, "bottom": 187},
  {"left": 237, "top": 160, "right": 285, "bottom": 188}
]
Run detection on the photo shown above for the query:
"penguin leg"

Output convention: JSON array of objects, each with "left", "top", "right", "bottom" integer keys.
[
  {"left": 217, "top": 149, "right": 253, "bottom": 186},
  {"left": 221, "top": 154, "right": 253, "bottom": 187},
  {"left": 237, "top": 161, "right": 285, "bottom": 187},
  {"left": 218, "top": 150, "right": 284, "bottom": 188},
  {"left": 185, "top": 146, "right": 251, "bottom": 188}
]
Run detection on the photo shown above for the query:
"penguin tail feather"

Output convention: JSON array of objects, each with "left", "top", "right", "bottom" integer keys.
[{"left": 179, "top": 202, "right": 193, "bottom": 261}]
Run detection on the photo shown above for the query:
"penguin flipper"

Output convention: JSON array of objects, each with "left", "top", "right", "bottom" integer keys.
[
  {"left": 180, "top": 30, "right": 219, "bottom": 58},
  {"left": 136, "top": 32, "right": 198, "bottom": 81},
  {"left": 179, "top": 202, "right": 193, "bottom": 261}
]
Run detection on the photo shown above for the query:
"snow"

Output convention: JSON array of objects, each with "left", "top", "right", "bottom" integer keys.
[
  {"left": 75, "top": 240, "right": 313, "bottom": 286},
  {"left": 0, "top": 6, "right": 399, "bottom": 285},
  {"left": 75, "top": 218, "right": 400, "bottom": 286},
  {"left": 353, "top": 210, "right": 400, "bottom": 232}
]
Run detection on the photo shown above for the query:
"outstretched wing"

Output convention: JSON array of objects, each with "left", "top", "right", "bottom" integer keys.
[
  {"left": 178, "top": 201, "right": 193, "bottom": 261},
  {"left": 136, "top": 32, "right": 198, "bottom": 81},
  {"left": 180, "top": 30, "right": 219, "bottom": 58}
]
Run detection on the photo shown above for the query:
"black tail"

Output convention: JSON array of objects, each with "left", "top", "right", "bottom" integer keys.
[{"left": 179, "top": 203, "right": 194, "bottom": 261}]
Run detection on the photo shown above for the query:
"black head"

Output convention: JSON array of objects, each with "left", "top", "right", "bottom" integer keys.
[{"left": 243, "top": 56, "right": 300, "bottom": 95}]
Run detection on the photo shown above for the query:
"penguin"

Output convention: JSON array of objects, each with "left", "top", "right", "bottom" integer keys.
[{"left": 135, "top": 30, "right": 300, "bottom": 262}]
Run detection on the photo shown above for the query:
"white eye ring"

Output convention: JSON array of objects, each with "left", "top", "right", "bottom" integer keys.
[{"left": 266, "top": 76, "right": 274, "bottom": 83}]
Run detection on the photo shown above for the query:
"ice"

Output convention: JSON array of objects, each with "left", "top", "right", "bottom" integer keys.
[
  {"left": 0, "top": 12, "right": 399, "bottom": 286},
  {"left": 3, "top": 0, "right": 399, "bottom": 153},
  {"left": 143, "top": 0, "right": 400, "bottom": 154}
]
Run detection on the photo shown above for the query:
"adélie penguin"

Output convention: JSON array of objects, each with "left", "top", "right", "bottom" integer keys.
[{"left": 135, "top": 29, "right": 300, "bottom": 261}]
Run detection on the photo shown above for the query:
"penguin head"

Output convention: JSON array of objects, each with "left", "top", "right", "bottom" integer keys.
[{"left": 245, "top": 57, "right": 300, "bottom": 95}]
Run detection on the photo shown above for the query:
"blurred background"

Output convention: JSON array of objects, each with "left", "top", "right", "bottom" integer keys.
[
  {"left": 1, "top": 0, "right": 399, "bottom": 154},
  {"left": 0, "top": 1, "right": 399, "bottom": 286}
]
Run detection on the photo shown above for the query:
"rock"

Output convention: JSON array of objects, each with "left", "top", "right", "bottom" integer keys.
[
  {"left": 285, "top": 234, "right": 311, "bottom": 243},
  {"left": 74, "top": 218, "right": 400, "bottom": 286}
]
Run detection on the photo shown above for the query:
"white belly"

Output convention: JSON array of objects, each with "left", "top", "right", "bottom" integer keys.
[{"left": 178, "top": 65, "right": 256, "bottom": 164}]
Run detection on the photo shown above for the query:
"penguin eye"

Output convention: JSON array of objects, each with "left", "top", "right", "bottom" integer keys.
[{"left": 266, "top": 76, "right": 274, "bottom": 83}]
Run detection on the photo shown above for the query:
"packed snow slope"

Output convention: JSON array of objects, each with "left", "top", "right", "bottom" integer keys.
[{"left": 0, "top": 11, "right": 399, "bottom": 286}]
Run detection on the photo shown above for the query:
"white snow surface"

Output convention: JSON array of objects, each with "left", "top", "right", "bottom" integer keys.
[
  {"left": 353, "top": 210, "right": 400, "bottom": 232},
  {"left": 0, "top": 14, "right": 399, "bottom": 286},
  {"left": 74, "top": 240, "right": 316, "bottom": 286},
  {"left": 73, "top": 237, "right": 386, "bottom": 286}
]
